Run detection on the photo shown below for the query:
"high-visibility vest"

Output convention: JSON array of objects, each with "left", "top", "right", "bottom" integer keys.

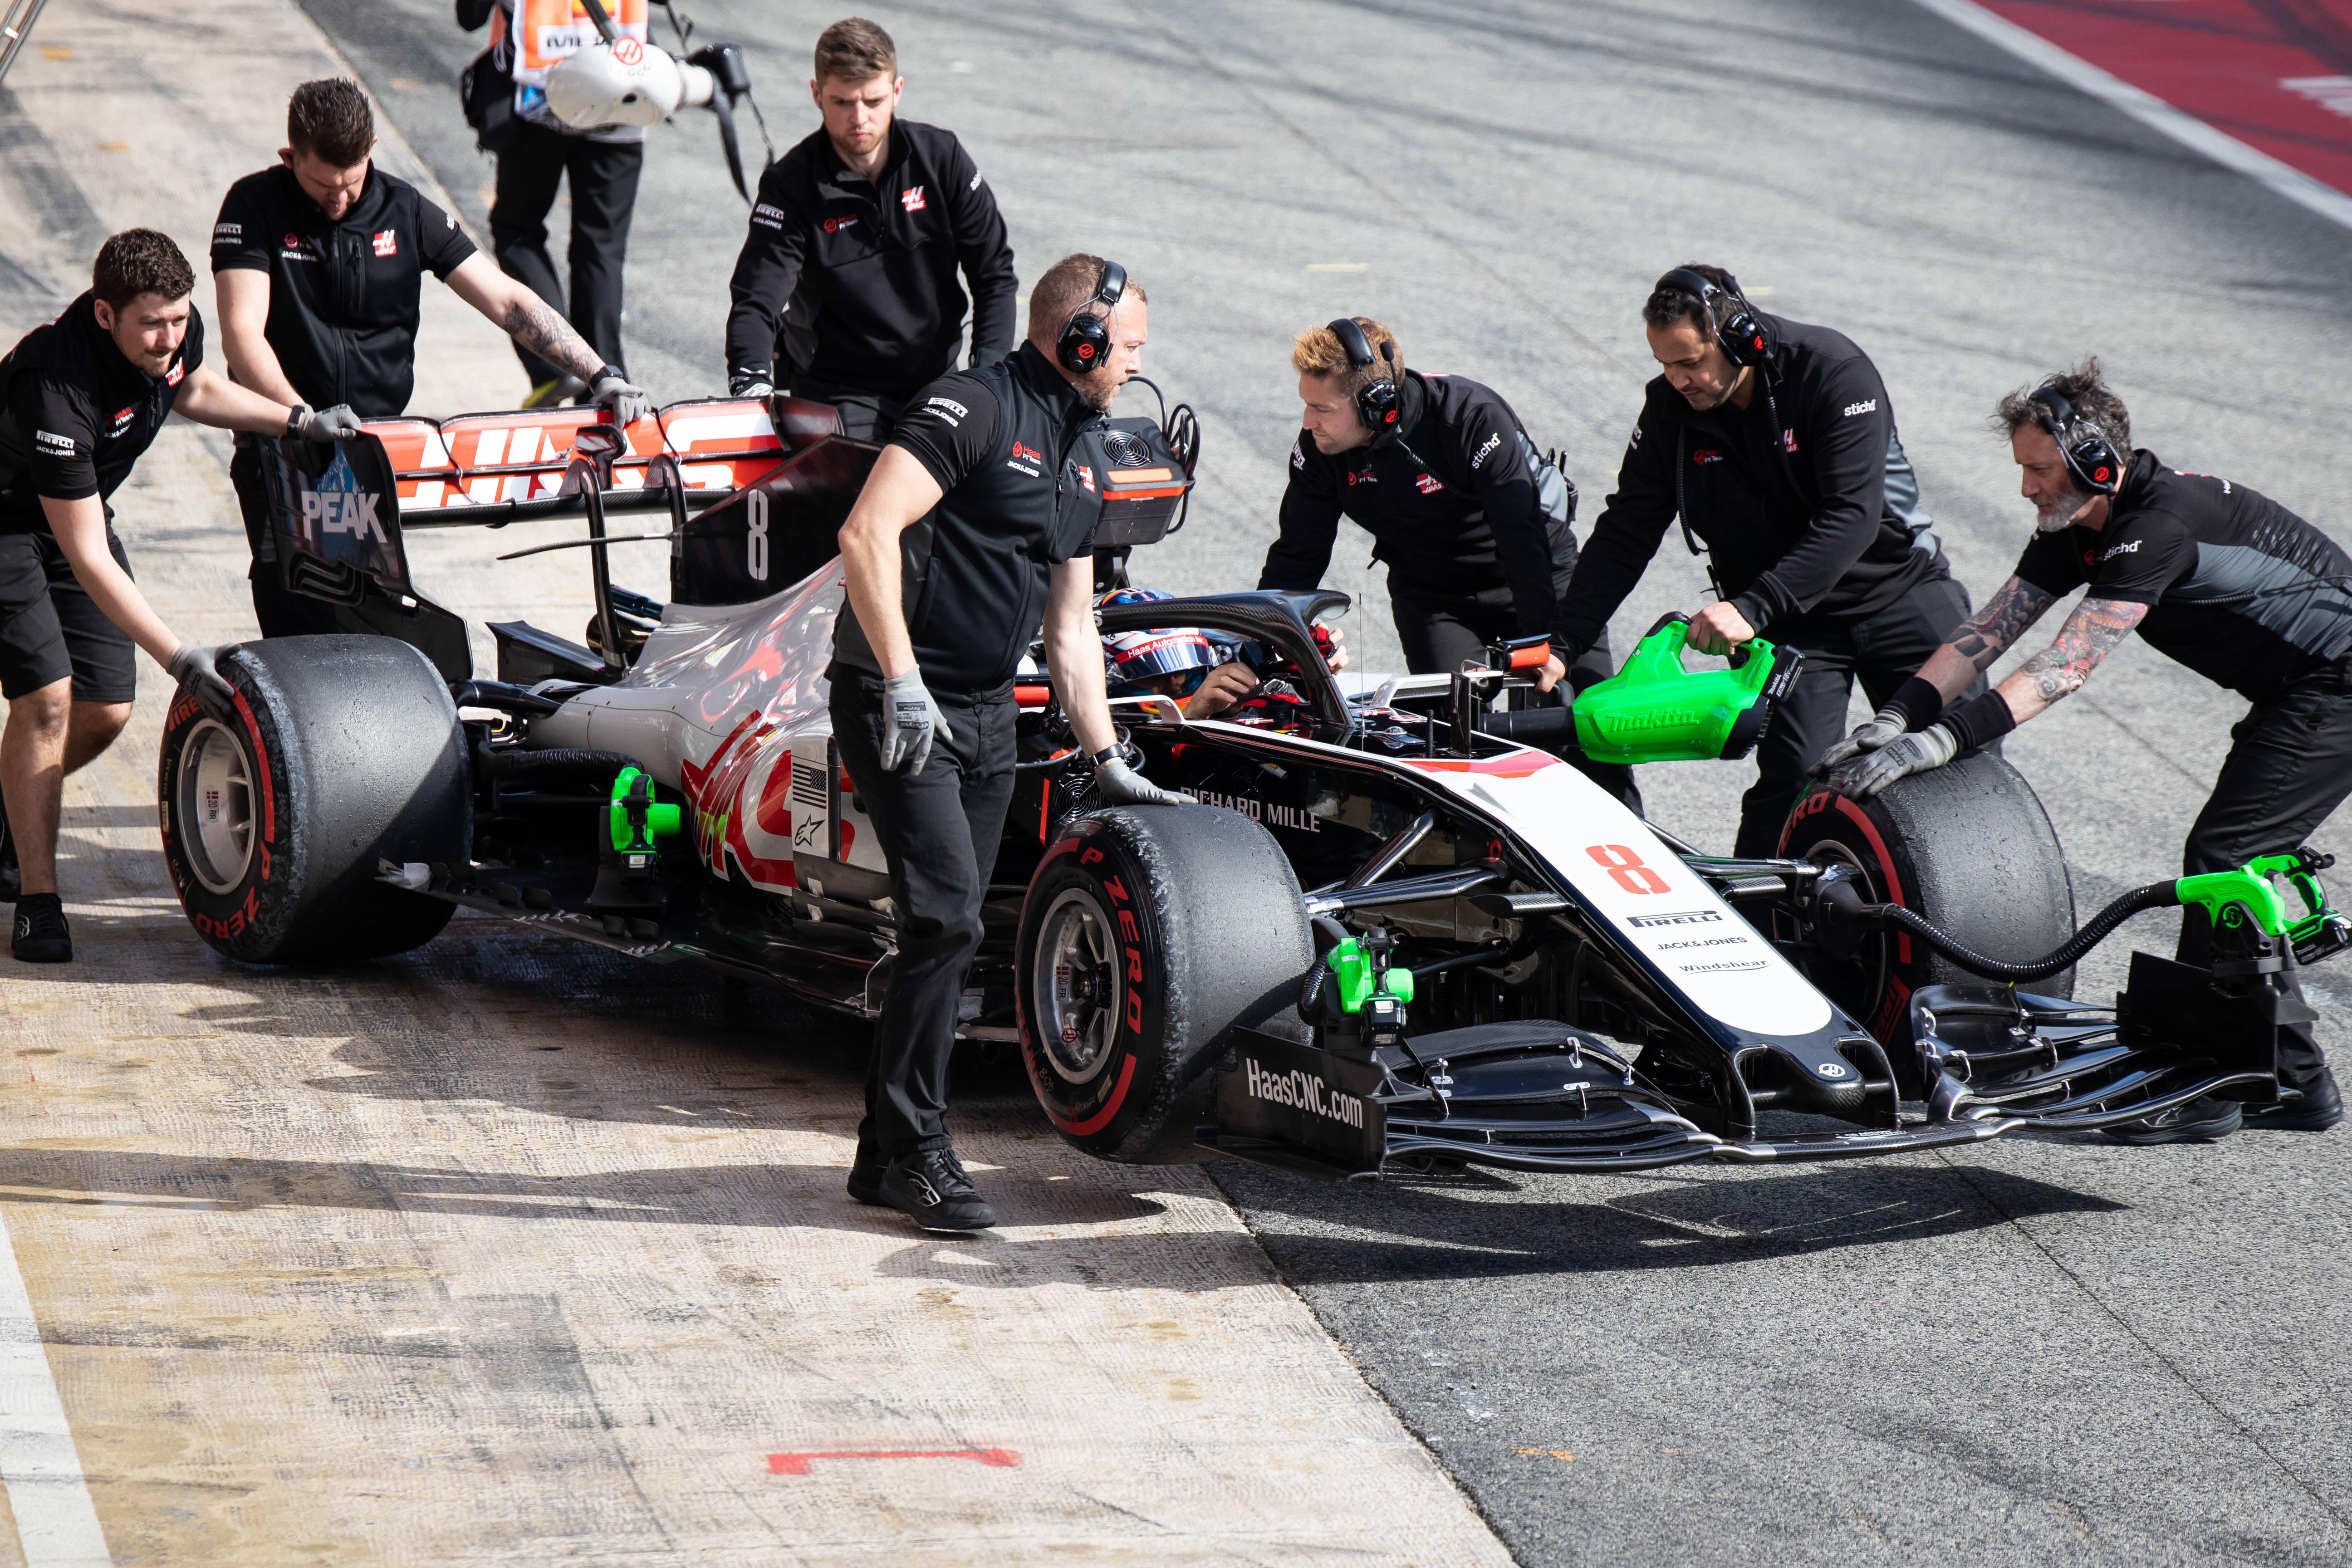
[{"left": 490, "top": 0, "right": 648, "bottom": 88}]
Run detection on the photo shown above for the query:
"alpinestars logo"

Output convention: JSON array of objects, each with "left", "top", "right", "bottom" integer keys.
[
  {"left": 901, "top": 185, "right": 927, "bottom": 213},
  {"left": 1243, "top": 1056, "right": 1366, "bottom": 1128}
]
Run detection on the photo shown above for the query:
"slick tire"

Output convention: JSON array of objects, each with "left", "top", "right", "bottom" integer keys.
[
  {"left": 158, "top": 636, "right": 466, "bottom": 963},
  {"left": 1779, "top": 750, "right": 2075, "bottom": 1087},
  {"left": 1017, "top": 804, "right": 1313, "bottom": 1164}
]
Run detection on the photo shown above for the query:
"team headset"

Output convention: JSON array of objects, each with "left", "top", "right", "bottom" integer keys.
[
  {"left": 1056, "top": 259, "right": 1128, "bottom": 374},
  {"left": 2029, "top": 385, "right": 2123, "bottom": 495},
  {"left": 1328, "top": 317, "right": 1403, "bottom": 440},
  {"left": 1655, "top": 267, "right": 1783, "bottom": 587}
]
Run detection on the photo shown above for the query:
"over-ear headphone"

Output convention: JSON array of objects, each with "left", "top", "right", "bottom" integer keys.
[
  {"left": 1056, "top": 259, "right": 1127, "bottom": 375},
  {"left": 2029, "top": 386, "right": 2123, "bottom": 495},
  {"left": 1329, "top": 317, "right": 1402, "bottom": 440},
  {"left": 1655, "top": 267, "right": 1768, "bottom": 368}
]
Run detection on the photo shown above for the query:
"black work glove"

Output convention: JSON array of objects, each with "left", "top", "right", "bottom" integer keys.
[{"left": 167, "top": 645, "right": 238, "bottom": 725}]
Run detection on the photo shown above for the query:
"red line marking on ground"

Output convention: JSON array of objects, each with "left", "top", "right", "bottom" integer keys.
[
  {"left": 765, "top": 1447, "right": 1023, "bottom": 1475},
  {"left": 1980, "top": 0, "right": 2352, "bottom": 195}
]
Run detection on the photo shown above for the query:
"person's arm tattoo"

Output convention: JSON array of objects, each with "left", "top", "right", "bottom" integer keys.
[
  {"left": 2016, "top": 597, "right": 2147, "bottom": 703},
  {"left": 1949, "top": 577, "right": 2056, "bottom": 675},
  {"left": 499, "top": 297, "right": 605, "bottom": 382}
]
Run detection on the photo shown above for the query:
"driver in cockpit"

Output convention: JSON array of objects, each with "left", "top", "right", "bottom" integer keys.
[{"left": 1098, "top": 587, "right": 1345, "bottom": 723}]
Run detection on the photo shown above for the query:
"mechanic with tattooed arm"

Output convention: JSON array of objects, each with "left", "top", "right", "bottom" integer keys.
[
  {"left": 0, "top": 231, "right": 355, "bottom": 961},
  {"left": 212, "top": 78, "right": 647, "bottom": 636},
  {"left": 1822, "top": 360, "right": 2352, "bottom": 1141},
  {"left": 830, "top": 255, "right": 1187, "bottom": 1232},
  {"left": 1555, "top": 265, "right": 1979, "bottom": 853}
]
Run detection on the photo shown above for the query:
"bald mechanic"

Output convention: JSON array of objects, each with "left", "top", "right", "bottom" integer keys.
[
  {"left": 1821, "top": 361, "right": 2352, "bottom": 1143},
  {"left": 0, "top": 230, "right": 358, "bottom": 961},
  {"left": 214, "top": 77, "right": 648, "bottom": 636},
  {"left": 831, "top": 254, "right": 1186, "bottom": 1231}
]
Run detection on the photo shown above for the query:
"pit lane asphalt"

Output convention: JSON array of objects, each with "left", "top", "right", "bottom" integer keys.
[{"left": 308, "top": 0, "right": 2352, "bottom": 1561}]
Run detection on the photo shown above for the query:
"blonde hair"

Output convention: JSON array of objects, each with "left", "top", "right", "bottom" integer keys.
[{"left": 1293, "top": 317, "right": 1398, "bottom": 398}]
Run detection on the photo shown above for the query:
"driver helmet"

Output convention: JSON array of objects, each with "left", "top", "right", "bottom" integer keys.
[{"left": 1099, "top": 588, "right": 1220, "bottom": 697}]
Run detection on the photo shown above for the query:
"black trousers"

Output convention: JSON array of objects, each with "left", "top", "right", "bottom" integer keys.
[
  {"left": 490, "top": 126, "right": 643, "bottom": 384},
  {"left": 830, "top": 668, "right": 1018, "bottom": 1161},
  {"left": 785, "top": 376, "right": 911, "bottom": 444},
  {"left": 2175, "top": 657, "right": 2352, "bottom": 1091},
  {"left": 230, "top": 443, "right": 341, "bottom": 639},
  {"left": 1737, "top": 569, "right": 1980, "bottom": 858},
  {"left": 1392, "top": 571, "right": 1640, "bottom": 813}
]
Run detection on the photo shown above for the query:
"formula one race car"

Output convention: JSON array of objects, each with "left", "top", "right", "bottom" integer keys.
[{"left": 157, "top": 399, "right": 2351, "bottom": 1177}]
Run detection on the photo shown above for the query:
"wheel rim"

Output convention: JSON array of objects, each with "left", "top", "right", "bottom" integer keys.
[
  {"left": 176, "top": 720, "right": 257, "bottom": 895},
  {"left": 1795, "top": 836, "right": 1891, "bottom": 1022},
  {"left": 1034, "top": 887, "right": 1123, "bottom": 1086}
]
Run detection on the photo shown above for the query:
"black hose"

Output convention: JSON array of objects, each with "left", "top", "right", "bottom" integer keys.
[
  {"left": 476, "top": 745, "right": 646, "bottom": 780},
  {"left": 1869, "top": 881, "right": 2179, "bottom": 981},
  {"left": 1475, "top": 706, "right": 1575, "bottom": 745}
]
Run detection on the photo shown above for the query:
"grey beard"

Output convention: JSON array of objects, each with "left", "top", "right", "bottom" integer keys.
[{"left": 2035, "top": 485, "right": 2091, "bottom": 533}]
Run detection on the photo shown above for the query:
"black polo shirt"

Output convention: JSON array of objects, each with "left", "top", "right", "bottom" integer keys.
[
  {"left": 211, "top": 164, "right": 475, "bottom": 417},
  {"left": 0, "top": 293, "right": 203, "bottom": 534},
  {"left": 723, "top": 120, "right": 1017, "bottom": 399},
  {"left": 830, "top": 343, "right": 1102, "bottom": 695}
]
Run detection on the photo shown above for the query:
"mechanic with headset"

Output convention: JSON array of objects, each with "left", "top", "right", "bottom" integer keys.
[
  {"left": 0, "top": 230, "right": 354, "bottom": 963},
  {"left": 1256, "top": 316, "right": 1638, "bottom": 808},
  {"left": 830, "top": 254, "right": 1186, "bottom": 1231},
  {"left": 1555, "top": 265, "right": 1979, "bottom": 856},
  {"left": 212, "top": 78, "right": 649, "bottom": 637},
  {"left": 1821, "top": 360, "right": 2352, "bottom": 1141},
  {"left": 722, "top": 17, "right": 1016, "bottom": 441},
  {"left": 457, "top": 0, "right": 649, "bottom": 407}
]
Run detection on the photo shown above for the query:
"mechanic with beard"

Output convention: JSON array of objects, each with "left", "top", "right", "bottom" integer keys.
[
  {"left": 212, "top": 78, "right": 649, "bottom": 637},
  {"left": 1821, "top": 360, "right": 2352, "bottom": 1142},
  {"left": 1255, "top": 316, "right": 1637, "bottom": 809},
  {"left": 722, "top": 17, "right": 1015, "bottom": 440},
  {"left": 829, "top": 254, "right": 1186, "bottom": 1231},
  {"left": 1554, "top": 265, "right": 1977, "bottom": 855},
  {"left": 0, "top": 230, "right": 354, "bottom": 961}
]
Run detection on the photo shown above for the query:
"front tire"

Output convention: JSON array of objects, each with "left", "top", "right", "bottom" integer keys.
[
  {"left": 1016, "top": 805, "right": 1313, "bottom": 1164},
  {"left": 158, "top": 636, "right": 467, "bottom": 963},
  {"left": 1779, "top": 750, "right": 2075, "bottom": 1080}
]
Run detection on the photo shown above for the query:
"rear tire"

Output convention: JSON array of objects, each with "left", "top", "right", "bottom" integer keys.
[
  {"left": 158, "top": 636, "right": 467, "bottom": 963},
  {"left": 1779, "top": 750, "right": 2075, "bottom": 1080},
  {"left": 1016, "top": 805, "right": 1313, "bottom": 1164}
]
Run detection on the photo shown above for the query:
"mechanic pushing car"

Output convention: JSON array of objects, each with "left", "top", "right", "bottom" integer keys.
[
  {"left": 0, "top": 230, "right": 358, "bottom": 961},
  {"left": 722, "top": 17, "right": 1016, "bottom": 440},
  {"left": 457, "top": 0, "right": 650, "bottom": 407},
  {"left": 830, "top": 253, "right": 1188, "bottom": 1230},
  {"left": 1555, "top": 265, "right": 1980, "bottom": 856},
  {"left": 1820, "top": 360, "right": 2352, "bottom": 1141},
  {"left": 213, "top": 77, "right": 649, "bottom": 637},
  {"left": 1255, "top": 316, "right": 1637, "bottom": 808}
]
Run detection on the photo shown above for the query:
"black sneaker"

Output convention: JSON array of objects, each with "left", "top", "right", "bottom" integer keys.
[
  {"left": 11, "top": 896, "right": 70, "bottom": 964},
  {"left": 2244, "top": 1069, "right": 2344, "bottom": 1132},
  {"left": 2103, "top": 1093, "right": 2242, "bottom": 1145},
  {"left": 846, "top": 1160, "right": 886, "bottom": 1205},
  {"left": 879, "top": 1147, "right": 996, "bottom": 1231}
]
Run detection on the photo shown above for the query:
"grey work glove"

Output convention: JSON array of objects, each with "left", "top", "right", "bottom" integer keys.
[
  {"left": 293, "top": 403, "right": 364, "bottom": 442},
  {"left": 730, "top": 378, "right": 774, "bottom": 400},
  {"left": 1816, "top": 705, "right": 1911, "bottom": 771},
  {"left": 1827, "top": 723, "right": 1959, "bottom": 800},
  {"left": 167, "top": 644, "right": 238, "bottom": 725},
  {"left": 588, "top": 367, "right": 652, "bottom": 426},
  {"left": 878, "top": 667, "right": 952, "bottom": 774},
  {"left": 1093, "top": 756, "right": 1192, "bottom": 807}
]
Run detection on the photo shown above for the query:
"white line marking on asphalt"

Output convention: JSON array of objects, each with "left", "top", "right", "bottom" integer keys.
[
  {"left": 0, "top": 1206, "right": 110, "bottom": 1566},
  {"left": 1912, "top": 0, "right": 2352, "bottom": 234}
]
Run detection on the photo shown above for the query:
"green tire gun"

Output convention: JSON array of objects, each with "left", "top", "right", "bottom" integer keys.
[{"left": 1569, "top": 612, "right": 1805, "bottom": 765}]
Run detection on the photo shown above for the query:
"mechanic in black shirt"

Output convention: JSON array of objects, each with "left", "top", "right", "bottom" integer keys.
[
  {"left": 829, "top": 253, "right": 1186, "bottom": 1231},
  {"left": 1556, "top": 265, "right": 1978, "bottom": 854},
  {"left": 1255, "top": 316, "right": 1637, "bottom": 809},
  {"left": 722, "top": 18, "right": 1016, "bottom": 440},
  {"left": 1822, "top": 360, "right": 2352, "bottom": 1141},
  {"left": 213, "top": 78, "right": 649, "bottom": 636},
  {"left": 0, "top": 230, "right": 355, "bottom": 961}
]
